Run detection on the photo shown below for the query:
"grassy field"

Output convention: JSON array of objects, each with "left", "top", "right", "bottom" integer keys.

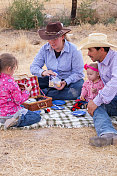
[{"left": 0, "top": 23, "right": 117, "bottom": 176}]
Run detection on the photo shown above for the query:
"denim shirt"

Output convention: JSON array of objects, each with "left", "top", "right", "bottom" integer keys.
[
  {"left": 93, "top": 49, "right": 117, "bottom": 106},
  {"left": 30, "top": 40, "right": 84, "bottom": 85}
]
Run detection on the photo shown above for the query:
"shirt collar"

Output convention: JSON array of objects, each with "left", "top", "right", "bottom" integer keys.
[
  {"left": 62, "top": 40, "right": 69, "bottom": 53},
  {"left": 46, "top": 39, "right": 70, "bottom": 53},
  {"left": 100, "top": 49, "right": 113, "bottom": 66},
  {"left": 0, "top": 72, "right": 12, "bottom": 79}
]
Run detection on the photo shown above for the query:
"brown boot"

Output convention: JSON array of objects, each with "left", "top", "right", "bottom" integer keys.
[
  {"left": 89, "top": 133, "right": 117, "bottom": 147},
  {"left": 89, "top": 136, "right": 112, "bottom": 147},
  {"left": 113, "top": 135, "right": 117, "bottom": 145}
]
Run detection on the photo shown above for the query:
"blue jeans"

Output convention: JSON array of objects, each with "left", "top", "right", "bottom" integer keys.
[
  {"left": 93, "top": 96, "right": 117, "bottom": 136},
  {"left": 14, "top": 110, "right": 41, "bottom": 127},
  {"left": 38, "top": 76, "right": 84, "bottom": 100}
]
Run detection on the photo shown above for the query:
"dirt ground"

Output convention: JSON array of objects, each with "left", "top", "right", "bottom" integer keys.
[{"left": 0, "top": 24, "right": 117, "bottom": 176}]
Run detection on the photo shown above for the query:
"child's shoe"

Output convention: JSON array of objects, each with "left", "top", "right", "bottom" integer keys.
[{"left": 4, "top": 116, "right": 19, "bottom": 129}]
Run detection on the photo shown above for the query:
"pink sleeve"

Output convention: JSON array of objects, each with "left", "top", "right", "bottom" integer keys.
[
  {"left": 97, "top": 80, "right": 104, "bottom": 91},
  {"left": 81, "top": 81, "right": 88, "bottom": 98},
  {"left": 10, "top": 81, "right": 30, "bottom": 105}
]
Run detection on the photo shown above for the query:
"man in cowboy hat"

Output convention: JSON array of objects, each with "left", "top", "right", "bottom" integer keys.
[
  {"left": 30, "top": 21, "right": 84, "bottom": 100},
  {"left": 79, "top": 33, "right": 117, "bottom": 147}
]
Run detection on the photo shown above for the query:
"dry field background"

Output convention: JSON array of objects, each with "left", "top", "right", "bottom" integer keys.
[
  {"left": 0, "top": 0, "right": 117, "bottom": 18},
  {"left": 0, "top": 23, "right": 117, "bottom": 176}
]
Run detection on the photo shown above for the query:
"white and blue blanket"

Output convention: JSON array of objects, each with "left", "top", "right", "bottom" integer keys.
[{"left": 1, "top": 101, "right": 117, "bottom": 130}]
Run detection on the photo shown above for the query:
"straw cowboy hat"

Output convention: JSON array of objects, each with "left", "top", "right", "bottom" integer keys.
[
  {"left": 78, "top": 33, "right": 117, "bottom": 49},
  {"left": 38, "top": 21, "right": 71, "bottom": 40}
]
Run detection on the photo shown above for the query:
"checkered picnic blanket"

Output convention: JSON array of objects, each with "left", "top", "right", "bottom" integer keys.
[
  {"left": 0, "top": 100, "right": 117, "bottom": 130},
  {"left": 21, "top": 100, "right": 117, "bottom": 129}
]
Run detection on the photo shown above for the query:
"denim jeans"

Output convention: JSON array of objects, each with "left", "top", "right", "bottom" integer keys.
[
  {"left": 14, "top": 110, "right": 41, "bottom": 127},
  {"left": 38, "top": 76, "right": 84, "bottom": 100},
  {"left": 93, "top": 96, "right": 117, "bottom": 136}
]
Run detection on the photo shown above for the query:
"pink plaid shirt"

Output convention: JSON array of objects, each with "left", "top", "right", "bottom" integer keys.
[
  {"left": 0, "top": 73, "right": 30, "bottom": 117},
  {"left": 81, "top": 79, "right": 104, "bottom": 102}
]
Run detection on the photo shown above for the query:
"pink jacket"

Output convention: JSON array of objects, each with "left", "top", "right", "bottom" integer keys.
[
  {"left": 0, "top": 73, "right": 30, "bottom": 117},
  {"left": 81, "top": 79, "right": 104, "bottom": 102}
]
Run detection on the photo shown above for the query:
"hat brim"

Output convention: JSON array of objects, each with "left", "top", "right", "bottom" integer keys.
[
  {"left": 38, "top": 28, "right": 71, "bottom": 40},
  {"left": 78, "top": 37, "right": 117, "bottom": 50}
]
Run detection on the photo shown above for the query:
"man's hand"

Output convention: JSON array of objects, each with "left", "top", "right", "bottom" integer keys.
[
  {"left": 55, "top": 81, "right": 67, "bottom": 90},
  {"left": 87, "top": 100, "right": 97, "bottom": 116},
  {"left": 42, "top": 70, "right": 56, "bottom": 77}
]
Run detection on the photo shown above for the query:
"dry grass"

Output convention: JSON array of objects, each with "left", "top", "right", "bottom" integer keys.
[
  {"left": 0, "top": 127, "right": 117, "bottom": 176},
  {"left": 0, "top": 24, "right": 117, "bottom": 176}
]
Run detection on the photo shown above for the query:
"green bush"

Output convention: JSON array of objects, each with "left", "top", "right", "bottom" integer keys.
[
  {"left": 44, "top": 11, "right": 71, "bottom": 27},
  {"left": 77, "top": 0, "right": 99, "bottom": 25},
  {"left": 103, "top": 17, "right": 116, "bottom": 25},
  {"left": 58, "top": 13, "right": 71, "bottom": 27},
  {"left": 54, "top": 14, "right": 71, "bottom": 27},
  {"left": 7, "top": 0, "right": 45, "bottom": 29}
]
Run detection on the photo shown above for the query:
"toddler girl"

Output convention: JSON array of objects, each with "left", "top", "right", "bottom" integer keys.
[
  {"left": 0, "top": 53, "right": 41, "bottom": 128},
  {"left": 80, "top": 63, "right": 104, "bottom": 102}
]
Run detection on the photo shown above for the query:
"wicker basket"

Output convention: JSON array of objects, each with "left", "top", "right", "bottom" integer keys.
[
  {"left": 22, "top": 95, "right": 52, "bottom": 111},
  {"left": 15, "top": 75, "right": 52, "bottom": 111}
]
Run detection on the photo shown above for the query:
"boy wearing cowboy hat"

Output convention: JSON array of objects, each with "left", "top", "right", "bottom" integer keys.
[
  {"left": 79, "top": 33, "right": 117, "bottom": 147},
  {"left": 30, "top": 22, "right": 84, "bottom": 100}
]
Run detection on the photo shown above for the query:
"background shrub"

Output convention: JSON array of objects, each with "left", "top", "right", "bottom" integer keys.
[
  {"left": 7, "top": 0, "right": 45, "bottom": 29},
  {"left": 76, "top": 0, "right": 99, "bottom": 25},
  {"left": 0, "top": 0, "right": 116, "bottom": 29}
]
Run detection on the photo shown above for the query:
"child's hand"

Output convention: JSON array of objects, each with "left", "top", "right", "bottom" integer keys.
[
  {"left": 92, "top": 88, "right": 97, "bottom": 93},
  {"left": 80, "top": 96, "right": 85, "bottom": 101},
  {"left": 18, "top": 83, "right": 25, "bottom": 91},
  {"left": 24, "top": 85, "right": 32, "bottom": 92}
]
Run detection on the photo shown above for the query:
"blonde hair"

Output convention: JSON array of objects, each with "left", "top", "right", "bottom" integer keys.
[
  {"left": 87, "top": 63, "right": 98, "bottom": 70},
  {"left": 87, "top": 62, "right": 100, "bottom": 79}
]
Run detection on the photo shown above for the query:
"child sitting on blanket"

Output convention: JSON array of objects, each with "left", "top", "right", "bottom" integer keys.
[
  {"left": 0, "top": 53, "right": 41, "bottom": 129},
  {"left": 80, "top": 63, "right": 104, "bottom": 102},
  {"left": 71, "top": 63, "right": 104, "bottom": 111}
]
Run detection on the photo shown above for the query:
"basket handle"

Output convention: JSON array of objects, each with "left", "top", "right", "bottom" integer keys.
[
  {"left": 37, "top": 102, "right": 47, "bottom": 109},
  {"left": 14, "top": 74, "right": 31, "bottom": 80}
]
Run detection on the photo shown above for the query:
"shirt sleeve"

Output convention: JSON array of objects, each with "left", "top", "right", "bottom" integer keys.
[
  {"left": 80, "top": 81, "right": 88, "bottom": 98},
  {"left": 30, "top": 45, "right": 46, "bottom": 77},
  {"left": 93, "top": 59, "right": 117, "bottom": 106},
  {"left": 97, "top": 80, "right": 104, "bottom": 91},
  {"left": 10, "top": 82, "right": 30, "bottom": 105},
  {"left": 65, "top": 49, "right": 84, "bottom": 85}
]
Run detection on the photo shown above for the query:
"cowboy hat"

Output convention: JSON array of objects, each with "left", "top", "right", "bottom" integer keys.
[
  {"left": 38, "top": 21, "right": 71, "bottom": 40},
  {"left": 78, "top": 33, "right": 117, "bottom": 49}
]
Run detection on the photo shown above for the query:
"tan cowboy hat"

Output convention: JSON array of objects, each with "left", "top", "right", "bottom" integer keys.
[
  {"left": 78, "top": 33, "right": 117, "bottom": 49},
  {"left": 38, "top": 21, "right": 71, "bottom": 40}
]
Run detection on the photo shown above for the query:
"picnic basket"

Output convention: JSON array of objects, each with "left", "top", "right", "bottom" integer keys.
[{"left": 14, "top": 74, "right": 52, "bottom": 111}]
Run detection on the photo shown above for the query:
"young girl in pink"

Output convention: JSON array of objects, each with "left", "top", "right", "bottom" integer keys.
[
  {"left": 0, "top": 53, "right": 41, "bottom": 128},
  {"left": 80, "top": 63, "right": 104, "bottom": 102}
]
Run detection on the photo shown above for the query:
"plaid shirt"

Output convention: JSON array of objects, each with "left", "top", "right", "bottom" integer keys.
[
  {"left": 94, "top": 49, "right": 117, "bottom": 106},
  {"left": 81, "top": 79, "right": 104, "bottom": 102}
]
